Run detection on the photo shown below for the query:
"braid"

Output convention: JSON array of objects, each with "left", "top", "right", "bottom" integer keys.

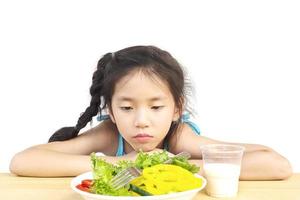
[{"left": 48, "top": 53, "right": 113, "bottom": 142}]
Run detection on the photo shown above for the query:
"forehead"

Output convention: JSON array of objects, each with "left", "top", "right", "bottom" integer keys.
[{"left": 113, "top": 70, "right": 173, "bottom": 102}]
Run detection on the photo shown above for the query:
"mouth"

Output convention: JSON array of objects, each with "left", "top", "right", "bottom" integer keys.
[{"left": 133, "top": 133, "right": 153, "bottom": 143}]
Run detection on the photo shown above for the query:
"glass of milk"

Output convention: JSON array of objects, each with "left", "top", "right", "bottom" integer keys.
[{"left": 201, "top": 144, "right": 245, "bottom": 198}]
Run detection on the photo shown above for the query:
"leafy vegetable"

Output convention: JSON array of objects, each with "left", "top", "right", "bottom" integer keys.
[
  {"left": 134, "top": 151, "right": 169, "bottom": 169},
  {"left": 92, "top": 178, "right": 132, "bottom": 196},
  {"left": 90, "top": 153, "right": 132, "bottom": 195},
  {"left": 91, "top": 153, "right": 116, "bottom": 181},
  {"left": 172, "top": 157, "right": 200, "bottom": 173},
  {"left": 115, "top": 160, "right": 135, "bottom": 173}
]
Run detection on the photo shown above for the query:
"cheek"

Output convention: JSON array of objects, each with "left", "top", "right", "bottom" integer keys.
[
  {"left": 159, "top": 119, "right": 173, "bottom": 133},
  {"left": 113, "top": 115, "right": 130, "bottom": 129}
]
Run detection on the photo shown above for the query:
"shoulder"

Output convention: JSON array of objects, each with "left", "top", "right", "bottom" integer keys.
[
  {"left": 67, "top": 119, "right": 119, "bottom": 155},
  {"left": 78, "top": 120, "right": 119, "bottom": 155},
  {"left": 168, "top": 123, "right": 193, "bottom": 153},
  {"left": 31, "top": 120, "right": 119, "bottom": 156},
  {"left": 169, "top": 123, "right": 220, "bottom": 158}
]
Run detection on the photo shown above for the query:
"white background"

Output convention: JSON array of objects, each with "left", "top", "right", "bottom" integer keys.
[{"left": 0, "top": 0, "right": 299, "bottom": 172}]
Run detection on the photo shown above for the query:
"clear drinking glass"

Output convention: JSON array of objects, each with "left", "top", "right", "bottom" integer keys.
[{"left": 201, "top": 144, "right": 245, "bottom": 198}]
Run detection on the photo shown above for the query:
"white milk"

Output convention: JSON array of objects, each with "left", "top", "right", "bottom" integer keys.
[{"left": 204, "top": 163, "right": 241, "bottom": 197}]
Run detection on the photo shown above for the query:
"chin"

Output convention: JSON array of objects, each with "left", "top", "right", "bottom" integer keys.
[{"left": 134, "top": 145, "right": 156, "bottom": 152}]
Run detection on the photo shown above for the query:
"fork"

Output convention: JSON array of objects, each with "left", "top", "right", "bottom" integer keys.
[
  {"left": 163, "top": 151, "right": 191, "bottom": 164},
  {"left": 109, "top": 151, "right": 191, "bottom": 190}
]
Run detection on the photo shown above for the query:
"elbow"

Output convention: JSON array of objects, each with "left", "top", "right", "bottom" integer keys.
[
  {"left": 275, "top": 158, "right": 293, "bottom": 180},
  {"left": 9, "top": 153, "right": 21, "bottom": 175},
  {"left": 267, "top": 150, "right": 293, "bottom": 180},
  {"left": 9, "top": 152, "right": 28, "bottom": 176}
]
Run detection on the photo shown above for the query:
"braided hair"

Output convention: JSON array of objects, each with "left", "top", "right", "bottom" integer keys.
[
  {"left": 48, "top": 53, "right": 112, "bottom": 142},
  {"left": 48, "top": 45, "right": 192, "bottom": 143}
]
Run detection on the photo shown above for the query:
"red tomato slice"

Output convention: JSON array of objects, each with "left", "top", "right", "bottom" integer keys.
[
  {"left": 81, "top": 179, "right": 93, "bottom": 188},
  {"left": 76, "top": 184, "right": 90, "bottom": 192}
]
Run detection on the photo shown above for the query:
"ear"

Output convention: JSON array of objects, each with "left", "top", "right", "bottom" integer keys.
[
  {"left": 108, "top": 108, "right": 116, "bottom": 123},
  {"left": 172, "top": 107, "right": 181, "bottom": 122},
  {"left": 173, "top": 97, "right": 184, "bottom": 122}
]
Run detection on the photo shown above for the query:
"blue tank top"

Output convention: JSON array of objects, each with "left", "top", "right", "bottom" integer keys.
[{"left": 97, "top": 112, "right": 201, "bottom": 156}]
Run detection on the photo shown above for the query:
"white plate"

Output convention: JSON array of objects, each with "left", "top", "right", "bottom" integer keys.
[{"left": 71, "top": 171, "right": 206, "bottom": 200}]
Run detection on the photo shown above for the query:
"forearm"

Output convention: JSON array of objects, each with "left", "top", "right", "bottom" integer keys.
[
  {"left": 227, "top": 143, "right": 292, "bottom": 180},
  {"left": 227, "top": 143, "right": 270, "bottom": 153},
  {"left": 10, "top": 148, "right": 91, "bottom": 177},
  {"left": 9, "top": 148, "right": 127, "bottom": 177},
  {"left": 189, "top": 145, "right": 292, "bottom": 180},
  {"left": 239, "top": 150, "right": 292, "bottom": 180}
]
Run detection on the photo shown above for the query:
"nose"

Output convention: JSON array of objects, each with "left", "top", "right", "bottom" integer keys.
[{"left": 134, "top": 110, "right": 149, "bottom": 128}]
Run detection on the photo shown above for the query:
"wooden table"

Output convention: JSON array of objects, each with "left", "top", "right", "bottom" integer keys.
[{"left": 1, "top": 173, "right": 300, "bottom": 200}]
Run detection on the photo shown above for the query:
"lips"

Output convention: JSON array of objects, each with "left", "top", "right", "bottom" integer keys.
[
  {"left": 133, "top": 133, "right": 153, "bottom": 143},
  {"left": 134, "top": 133, "right": 152, "bottom": 138}
]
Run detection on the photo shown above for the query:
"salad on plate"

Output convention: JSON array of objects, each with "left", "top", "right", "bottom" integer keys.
[{"left": 74, "top": 151, "right": 205, "bottom": 197}]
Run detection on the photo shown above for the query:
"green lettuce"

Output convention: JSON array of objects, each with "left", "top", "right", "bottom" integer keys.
[
  {"left": 90, "top": 153, "right": 132, "bottom": 195},
  {"left": 134, "top": 150, "right": 169, "bottom": 169},
  {"left": 172, "top": 156, "right": 200, "bottom": 173}
]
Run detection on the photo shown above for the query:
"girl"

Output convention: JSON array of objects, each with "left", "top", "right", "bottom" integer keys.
[{"left": 10, "top": 45, "right": 292, "bottom": 180}]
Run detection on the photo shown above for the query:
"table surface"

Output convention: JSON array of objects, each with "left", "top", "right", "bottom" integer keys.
[{"left": 1, "top": 173, "right": 300, "bottom": 200}]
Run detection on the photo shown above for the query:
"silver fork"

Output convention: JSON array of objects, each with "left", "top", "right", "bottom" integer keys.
[
  {"left": 109, "top": 151, "right": 191, "bottom": 190},
  {"left": 163, "top": 151, "right": 191, "bottom": 164},
  {"left": 110, "top": 166, "right": 142, "bottom": 190}
]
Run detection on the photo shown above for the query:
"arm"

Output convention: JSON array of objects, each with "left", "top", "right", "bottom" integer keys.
[
  {"left": 238, "top": 145, "right": 292, "bottom": 180},
  {"left": 9, "top": 148, "right": 137, "bottom": 177},
  {"left": 171, "top": 124, "right": 293, "bottom": 180},
  {"left": 9, "top": 120, "right": 132, "bottom": 177}
]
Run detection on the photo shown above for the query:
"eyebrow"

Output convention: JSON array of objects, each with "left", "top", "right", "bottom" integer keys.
[{"left": 116, "top": 96, "right": 167, "bottom": 102}]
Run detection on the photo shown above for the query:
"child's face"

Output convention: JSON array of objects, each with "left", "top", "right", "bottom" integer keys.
[{"left": 109, "top": 69, "right": 180, "bottom": 152}]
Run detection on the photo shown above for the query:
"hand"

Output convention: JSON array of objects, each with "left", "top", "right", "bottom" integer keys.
[
  {"left": 122, "top": 150, "right": 138, "bottom": 161},
  {"left": 147, "top": 148, "right": 174, "bottom": 157}
]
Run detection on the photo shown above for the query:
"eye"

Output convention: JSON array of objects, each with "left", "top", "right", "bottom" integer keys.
[
  {"left": 151, "top": 106, "right": 164, "bottom": 110},
  {"left": 120, "top": 106, "right": 133, "bottom": 111}
]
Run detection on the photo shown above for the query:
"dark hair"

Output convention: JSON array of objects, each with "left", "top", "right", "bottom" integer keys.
[{"left": 48, "top": 45, "right": 193, "bottom": 143}]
